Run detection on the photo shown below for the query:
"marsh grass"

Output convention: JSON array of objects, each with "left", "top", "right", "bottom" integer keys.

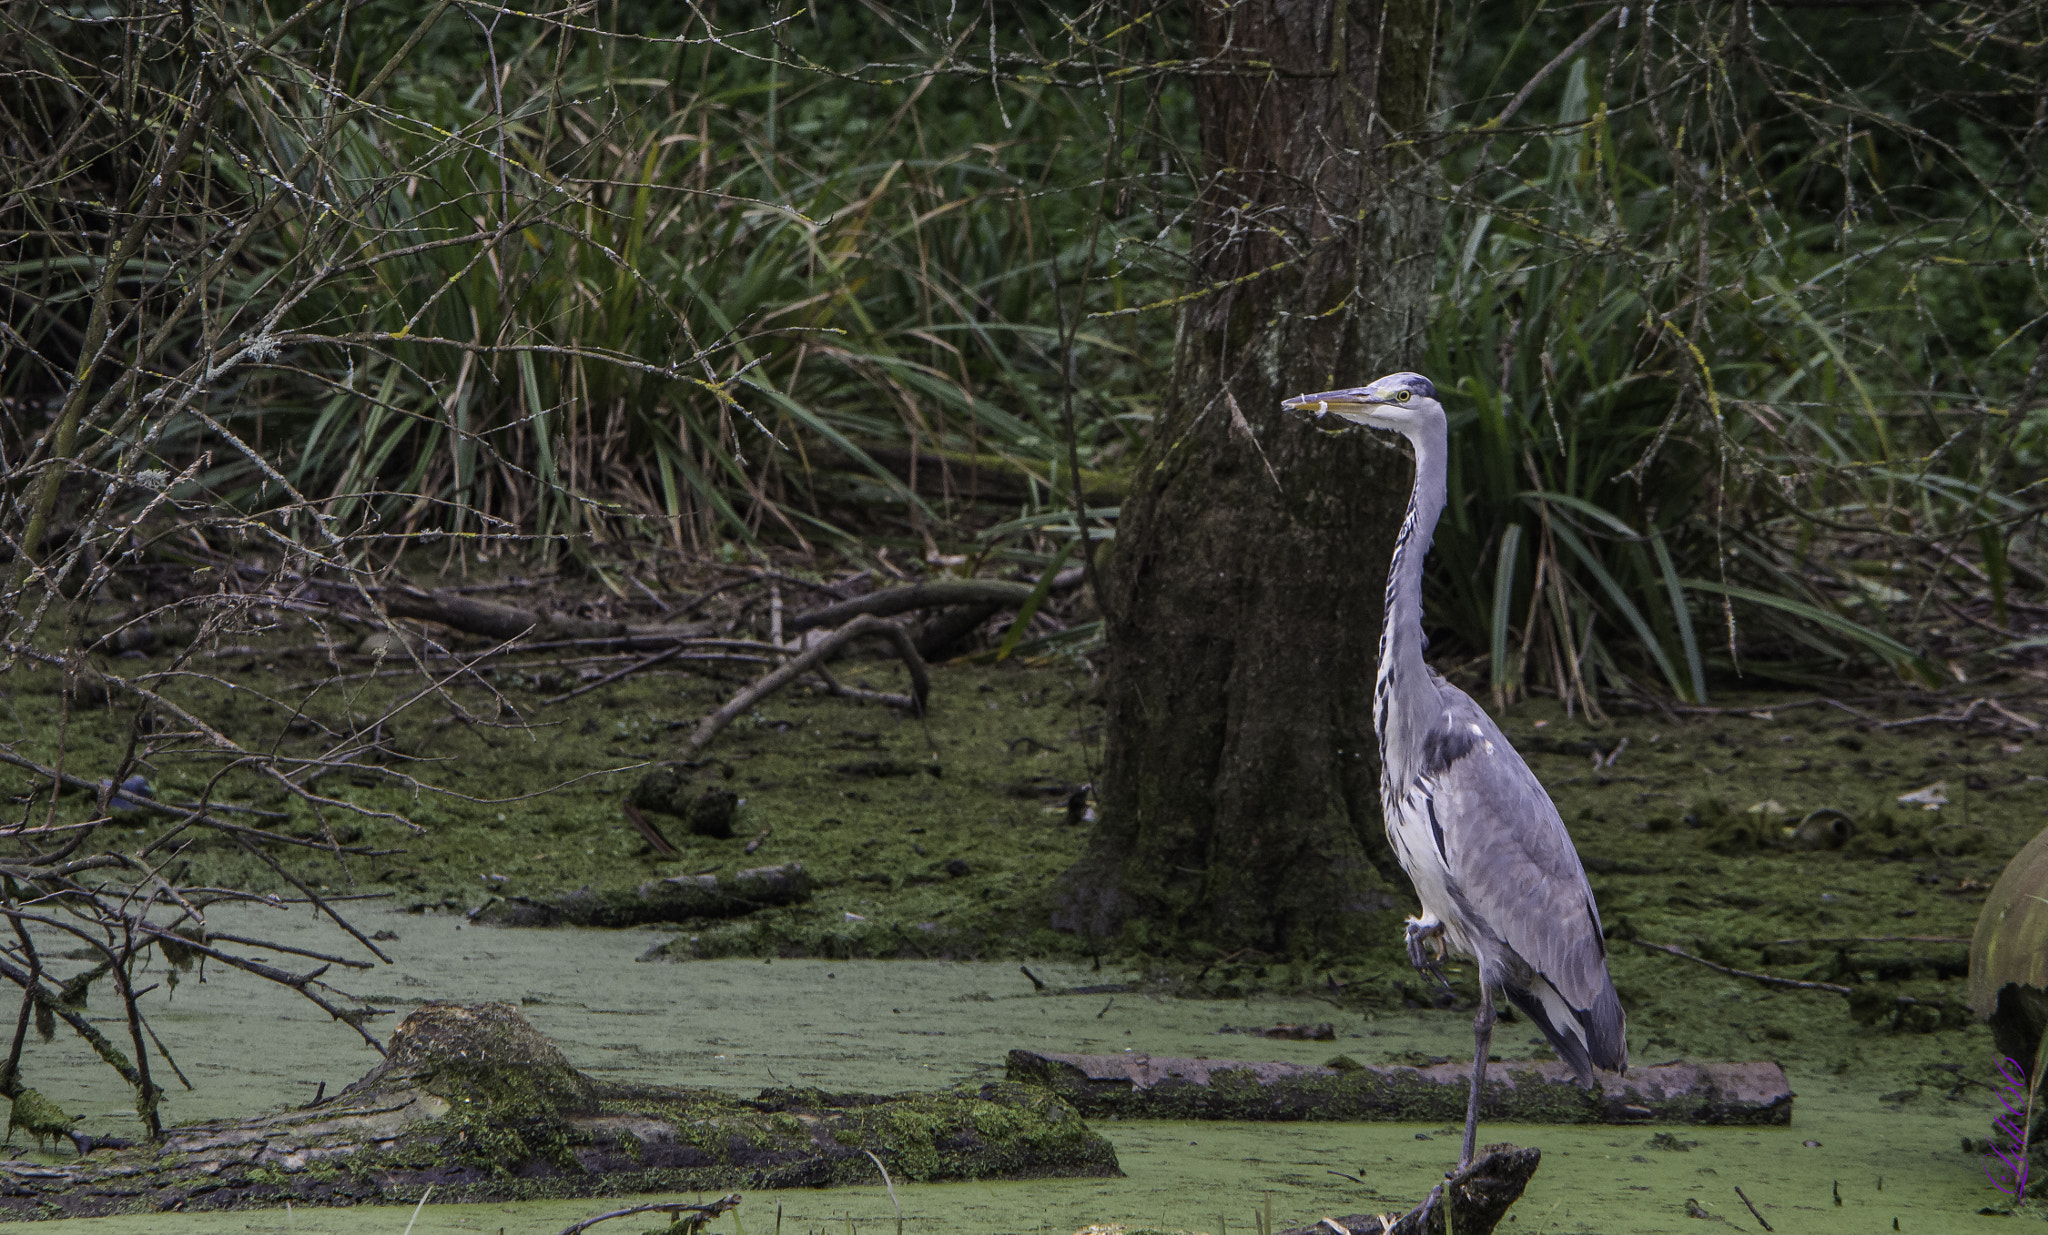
[
  {"left": 8, "top": 0, "right": 2037, "bottom": 693},
  {"left": 2, "top": 0, "right": 1177, "bottom": 575},
  {"left": 1422, "top": 5, "right": 2046, "bottom": 704}
]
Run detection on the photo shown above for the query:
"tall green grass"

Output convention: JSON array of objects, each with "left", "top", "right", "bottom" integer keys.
[
  {"left": 4, "top": 0, "right": 2039, "bottom": 689},
  {"left": 9, "top": 0, "right": 1175, "bottom": 565},
  {"left": 1421, "top": 1, "right": 2044, "bottom": 701}
]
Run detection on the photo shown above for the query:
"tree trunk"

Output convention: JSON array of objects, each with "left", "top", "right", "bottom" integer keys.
[{"left": 1056, "top": 0, "right": 1443, "bottom": 953}]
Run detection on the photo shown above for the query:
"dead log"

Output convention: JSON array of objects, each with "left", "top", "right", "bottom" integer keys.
[
  {"left": 467, "top": 863, "right": 812, "bottom": 928},
  {"left": 787, "top": 570, "right": 1084, "bottom": 633},
  {"left": 0, "top": 1002, "right": 1119, "bottom": 1220},
  {"left": 1278, "top": 1144, "right": 1541, "bottom": 1235},
  {"left": 1006, "top": 1051, "right": 1793, "bottom": 1125}
]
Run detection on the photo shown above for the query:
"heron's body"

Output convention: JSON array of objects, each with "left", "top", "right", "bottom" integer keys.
[{"left": 1286, "top": 372, "right": 1626, "bottom": 1169}]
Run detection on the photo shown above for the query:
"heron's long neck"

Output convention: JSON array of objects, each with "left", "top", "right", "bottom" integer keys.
[{"left": 1375, "top": 426, "right": 1447, "bottom": 757}]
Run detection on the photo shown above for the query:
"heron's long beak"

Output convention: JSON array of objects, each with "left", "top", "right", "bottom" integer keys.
[{"left": 1280, "top": 389, "right": 1393, "bottom": 426}]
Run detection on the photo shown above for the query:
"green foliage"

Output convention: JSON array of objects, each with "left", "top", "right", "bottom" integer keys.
[
  {"left": 2, "top": 0, "right": 2040, "bottom": 684},
  {"left": 4, "top": 0, "right": 1175, "bottom": 560},
  {"left": 1423, "top": 3, "right": 2045, "bottom": 700}
]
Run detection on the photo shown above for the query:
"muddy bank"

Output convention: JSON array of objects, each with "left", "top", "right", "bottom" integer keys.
[{"left": 0, "top": 1002, "right": 1117, "bottom": 1220}]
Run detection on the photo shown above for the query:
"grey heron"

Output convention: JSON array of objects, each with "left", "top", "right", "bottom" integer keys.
[{"left": 1282, "top": 372, "right": 1627, "bottom": 1171}]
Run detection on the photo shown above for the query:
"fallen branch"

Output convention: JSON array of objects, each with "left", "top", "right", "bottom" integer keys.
[
  {"left": 787, "top": 570, "right": 1084, "bottom": 633},
  {"left": 558, "top": 1195, "right": 741, "bottom": 1235},
  {"left": 1629, "top": 939, "right": 1852, "bottom": 994},
  {"left": 1007, "top": 1050, "right": 1793, "bottom": 1125},
  {"left": 374, "top": 584, "right": 711, "bottom": 648},
  {"left": 1629, "top": 939, "right": 1954, "bottom": 1026},
  {"left": 684, "top": 614, "right": 929, "bottom": 753}
]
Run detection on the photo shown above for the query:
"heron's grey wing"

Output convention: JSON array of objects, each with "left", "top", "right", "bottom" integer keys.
[{"left": 1420, "top": 682, "right": 1627, "bottom": 1080}]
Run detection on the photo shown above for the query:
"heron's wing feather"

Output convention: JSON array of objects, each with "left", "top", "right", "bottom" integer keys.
[{"left": 1421, "top": 682, "right": 1628, "bottom": 1077}]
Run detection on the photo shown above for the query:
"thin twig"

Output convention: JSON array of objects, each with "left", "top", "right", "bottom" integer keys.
[
  {"left": 1734, "top": 1186, "right": 1773, "bottom": 1232},
  {"left": 1629, "top": 939, "right": 1852, "bottom": 994},
  {"left": 540, "top": 645, "right": 686, "bottom": 704}
]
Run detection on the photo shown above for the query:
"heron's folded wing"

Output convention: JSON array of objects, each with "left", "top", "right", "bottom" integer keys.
[{"left": 1423, "top": 687, "right": 1626, "bottom": 1068}]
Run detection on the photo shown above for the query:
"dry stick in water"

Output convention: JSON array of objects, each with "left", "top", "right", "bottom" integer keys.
[
  {"left": 683, "top": 615, "right": 930, "bottom": 754},
  {"left": 541, "top": 644, "right": 685, "bottom": 704},
  {"left": 1630, "top": 939, "right": 1852, "bottom": 994},
  {"left": 1633, "top": 939, "right": 1952, "bottom": 1012},
  {"left": 555, "top": 1194, "right": 740, "bottom": 1235},
  {"left": 1734, "top": 1185, "right": 1773, "bottom": 1232}
]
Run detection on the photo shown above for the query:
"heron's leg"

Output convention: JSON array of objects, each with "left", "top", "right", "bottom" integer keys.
[
  {"left": 1458, "top": 985, "right": 1495, "bottom": 1173},
  {"left": 1404, "top": 915, "right": 1450, "bottom": 990}
]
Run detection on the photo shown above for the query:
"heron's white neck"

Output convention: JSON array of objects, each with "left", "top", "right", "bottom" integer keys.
[{"left": 1374, "top": 422, "right": 1448, "bottom": 772}]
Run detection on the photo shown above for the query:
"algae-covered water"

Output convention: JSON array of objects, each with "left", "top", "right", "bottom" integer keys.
[
  {"left": 9, "top": 904, "right": 2025, "bottom": 1235},
  {"left": 6, "top": 635, "right": 2048, "bottom": 1231}
]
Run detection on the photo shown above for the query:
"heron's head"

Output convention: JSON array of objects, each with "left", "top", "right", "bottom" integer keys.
[{"left": 1281, "top": 372, "right": 1443, "bottom": 433}]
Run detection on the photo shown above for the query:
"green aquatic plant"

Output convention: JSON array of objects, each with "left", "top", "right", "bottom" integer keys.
[{"left": 5, "top": 1089, "right": 71, "bottom": 1152}]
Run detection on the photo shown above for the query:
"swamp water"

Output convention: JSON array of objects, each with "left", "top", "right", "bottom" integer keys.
[
  {"left": 10, "top": 905, "right": 2018, "bottom": 1235},
  {"left": 8, "top": 646, "right": 2048, "bottom": 1230}
]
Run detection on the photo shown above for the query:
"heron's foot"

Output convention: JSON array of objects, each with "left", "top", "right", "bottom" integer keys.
[{"left": 1404, "top": 915, "right": 1451, "bottom": 990}]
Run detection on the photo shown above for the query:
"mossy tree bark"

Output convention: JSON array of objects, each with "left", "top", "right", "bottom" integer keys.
[{"left": 1058, "top": 0, "right": 1443, "bottom": 954}]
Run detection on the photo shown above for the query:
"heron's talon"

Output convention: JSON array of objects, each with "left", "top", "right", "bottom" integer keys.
[{"left": 1403, "top": 916, "right": 1452, "bottom": 991}]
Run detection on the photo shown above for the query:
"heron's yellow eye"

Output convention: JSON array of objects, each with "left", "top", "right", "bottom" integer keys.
[{"left": 1397, "top": 389, "right": 1412, "bottom": 403}]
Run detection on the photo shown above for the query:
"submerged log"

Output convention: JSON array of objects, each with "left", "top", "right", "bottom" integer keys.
[
  {"left": 0, "top": 1002, "right": 1119, "bottom": 1220},
  {"left": 1007, "top": 1051, "right": 1793, "bottom": 1125},
  {"left": 466, "top": 863, "right": 812, "bottom": 928},
  {"left": 1278, "top": 1144, "right": 1541, "bottom": 1235}
]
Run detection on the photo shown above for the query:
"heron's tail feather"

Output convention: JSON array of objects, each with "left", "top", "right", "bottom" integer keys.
[{"left": 1503, "top": 973, "right": 1627, "bottom": 1086}]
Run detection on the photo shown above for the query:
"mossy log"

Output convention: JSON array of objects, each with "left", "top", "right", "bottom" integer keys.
[
  {"left": 0, "top": 1003, "right": 1118, "bottom": 1220},
  {"left": 1007, "top": 1051, "right": 1793, "bottom": 1125},
  {"left": 467, "top": 863, "right": 812, "bottom": 927},
  {"left": 1278, "top": 1144, "right": 1541, "bottom": 1235}
]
